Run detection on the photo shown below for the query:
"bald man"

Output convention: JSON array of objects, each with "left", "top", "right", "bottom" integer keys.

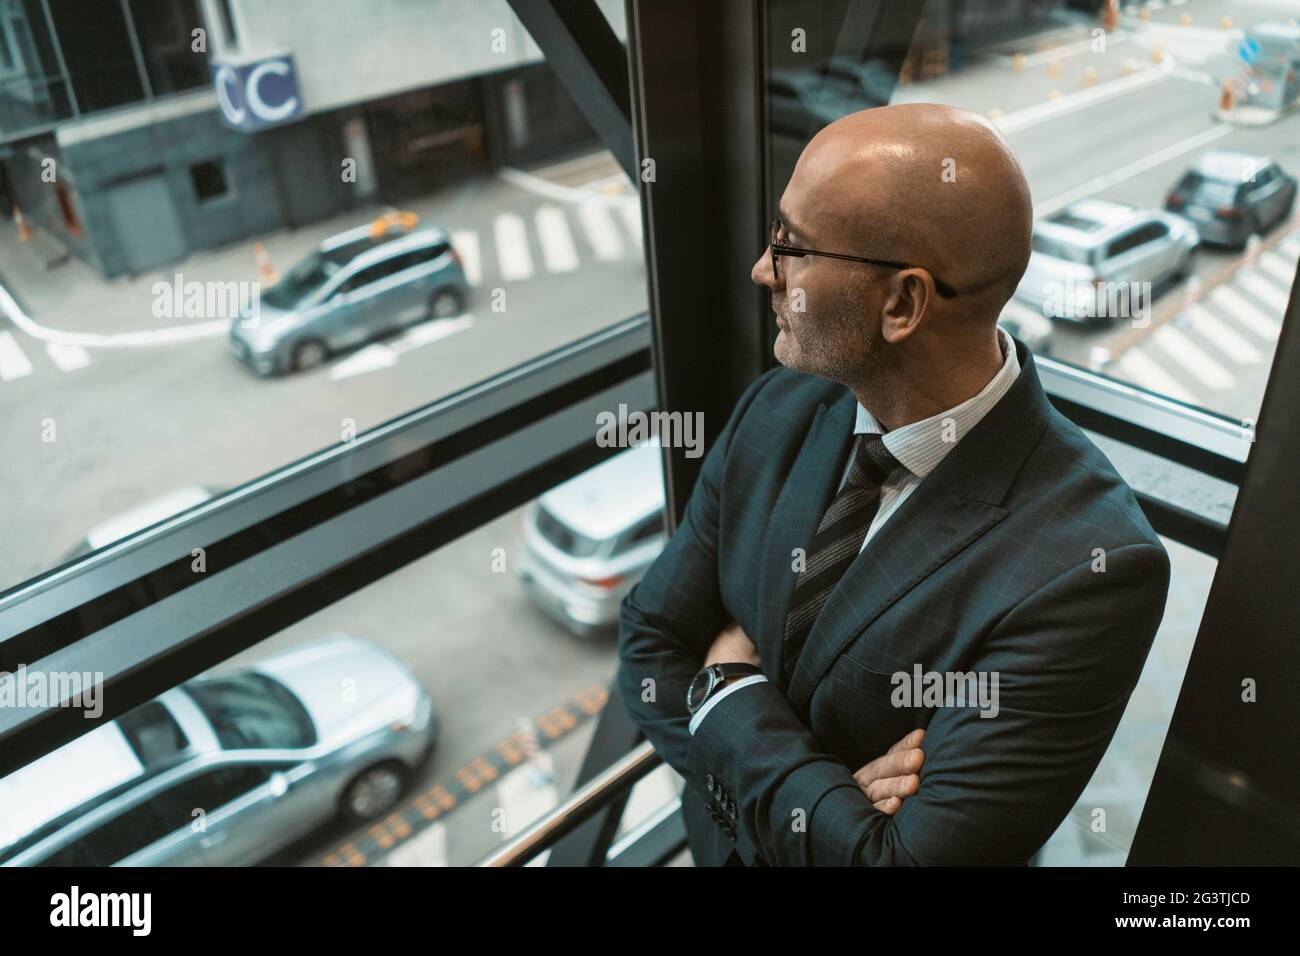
[{"left": 616, "top": 104, "right": 1171, "bottom": 866}]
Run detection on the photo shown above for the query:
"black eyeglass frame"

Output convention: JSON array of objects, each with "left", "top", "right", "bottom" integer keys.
[{"left": 768, "top": 217, "right": 958, "bottom": 298}]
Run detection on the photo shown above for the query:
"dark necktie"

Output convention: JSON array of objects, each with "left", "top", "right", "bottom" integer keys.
[{"left": 782, "top": 432, "right": 901, "bottom": 680}]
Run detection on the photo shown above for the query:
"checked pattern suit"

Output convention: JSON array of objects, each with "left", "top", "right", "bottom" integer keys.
[{"left": 616, "top": 335, "right": 1171, "bottom": 866}]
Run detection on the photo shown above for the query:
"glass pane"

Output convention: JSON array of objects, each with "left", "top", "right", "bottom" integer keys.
[
  {"left": 0, "top": 444, "right": 671, "bottom": 867},
  {"left": 0, "top": 2, "right": 647, "bottom": 593},
  {"left": 764, "top": 0, "right": 1297, "bottom": 427}
]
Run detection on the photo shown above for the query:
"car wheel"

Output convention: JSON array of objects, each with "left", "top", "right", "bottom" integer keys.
[
  {"left": 292, "top": 339, "right": 329, "bottom": 372},
  {"left": 428, "top": 287, "right": 465, "bottom": 320},
  {"left": 341, "top": 761, "right": 407, "bottom": 824}
]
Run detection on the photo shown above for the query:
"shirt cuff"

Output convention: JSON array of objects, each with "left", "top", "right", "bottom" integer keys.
[{"left": 688, "top": 674, "right": 768, "bottom": 735}]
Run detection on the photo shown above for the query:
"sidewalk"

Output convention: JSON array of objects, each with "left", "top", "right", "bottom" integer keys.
[
  {"left": 0, "top": 190, "right": 462, "bottom": 342},
  {"left": 0, "top": 149, "right": 636, "bottom": 345}
]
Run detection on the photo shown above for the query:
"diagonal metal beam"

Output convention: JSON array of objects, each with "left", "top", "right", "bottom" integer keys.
[{"left": 506, "top": 0, "right": 636, "bottom": 178}]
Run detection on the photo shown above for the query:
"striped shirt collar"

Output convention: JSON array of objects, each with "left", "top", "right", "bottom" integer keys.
[{"left": 855, "top": 325, "right": 1021, "bottom": 480}]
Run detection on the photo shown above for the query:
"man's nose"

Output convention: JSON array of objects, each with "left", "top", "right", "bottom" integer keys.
[{"left": 752, "top": 248, "right": 781, "bottom": 290}]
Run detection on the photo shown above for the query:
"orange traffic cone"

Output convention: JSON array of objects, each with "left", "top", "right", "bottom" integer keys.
[
  {"left": 1219, "top": 79, "right": 1235, "bottom": 112},
  {"left": 14, "top": 206, "right": 31, "bottom": 242},
  {"left": 253, "top": 241, "right": 278, "bottom": 284},
  {"left": 1102, "top": 0, "right": 1118, "bottom": 33}
]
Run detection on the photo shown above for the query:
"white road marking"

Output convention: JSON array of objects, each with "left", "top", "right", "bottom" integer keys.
[
  {"left": 327, "top": 315, "right": 475, "bottom": 381},
  {"left": 1183, "top": 302, "right": 1262, "bottom": 364},
  {"left": 1210, "top": 285, "right": 1281, "bottom": 340},
  {"left": 535, "top": 205, "right": 580, "bottom": 273},
  {"left": 498, "top": 165, "right": 636, "bottom": 207},
  {"left": 1279, "top": 234, "right": 1300, "bottom": 260},
  {"left": 1035, "top": 124, "right": 1232, "bottom": 218},
  {"left": 577, "top": 203, "right": 625, "bottom": 261},
  {"left": 1237, "top": 271, "right": 1292, "bottom": 314},
  {"left": 494, "top": 212, "right": 534, "bottom": 281},
  {"left": 993, "top": 33, "right": 1129, "bottom": 69},
  {"left": 451, "top": 230, "right": 481, "bottom": 286},
  {"left": 384, "top": 822, "right": 447, "bottom": 867},
  {"left": 0, "top": 280, "right": 230, "bottom": 348},
  {"left": 1117, "top": 348, "right": 1197, "bottom": 403},
  {"left": 1257, "top": 251, "right": 1297, "bottom": 287},
  {"left": 328, "top": 343, "right": 397, "bottom": 380},
  {"left": 391, "top": 314, "right": 475, "bottom": 352},
  {"left": 45, "top": 341, "right": 90, "bottom": 371},
  {"left": 996, "top": 57, "right": 1172, "bottom": 136},
  {"left": 1152, "top": 324, "right": 1233, "bottom": 389},
  {"left": 0, "top": 330, "right": 34, "bottom": 380}
]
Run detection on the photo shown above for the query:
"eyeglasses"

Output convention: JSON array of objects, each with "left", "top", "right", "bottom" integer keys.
[{"left": 768, "top": 217, "right": 958, "bottom": 298}]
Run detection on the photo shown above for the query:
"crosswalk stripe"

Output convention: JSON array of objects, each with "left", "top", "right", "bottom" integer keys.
[
  {"left": 1212, "top": 285, "right": 1282, "bottom": 340},
  {"left": 1237, "top": 271, "right": 1291, "bottom": 314},
  {"left": 535, "top": 205, "right": 580, "bottom": 273},
  {"left": 384, "top": 822, "right": 447, "bottom": 867},
  {"left": 1152, "top": 324, "right": 1233, "bottom": 389},
  {"left": 45, "top": 341, "right": 90, "bottom": 371},
  {"left": 0, "top": 331, "right": 34, "bottom": 381},
  {"left": 493, "top": 213, "right": 534, "bottom": 281},
  {"left": 1183, "top": 302, "right": 1262, "bottom": 364},
  {"left": 1258, "top": 251, "right": 1297, "bottom": 287},
  {"left": 576, "top": 203, "right": 624, "bottom": 261},
  {"left": 617, "top": 200, "right": 643, "bottom": 246},
  {"left": 451, "top": 230, "right": 481, "bottom": 287},
  {"left": 1117, "top": 349, "right": 1197, "bottom": 404},
  {"left": 1279, "top": 233, "right": 1300, "bottom": 259}
]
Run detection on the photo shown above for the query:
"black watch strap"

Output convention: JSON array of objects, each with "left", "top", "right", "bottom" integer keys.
[{"left": 688, "top": 662, "right": 762, "bottom": 714}]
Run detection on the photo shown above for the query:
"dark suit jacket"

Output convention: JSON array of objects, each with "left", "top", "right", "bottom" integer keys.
[{"left": 616, "top": 335, "right": 1171, "bottom": 865}]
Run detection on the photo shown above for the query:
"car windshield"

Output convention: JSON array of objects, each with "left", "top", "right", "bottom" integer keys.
[
  {"left": 184, "top": 673, "right": 315, "bottom": 750},
  {"left": 1180, "top": 173, "right": 1240, "bottom": 207},
  {"left": 1032, "top": 233, "right": 1093, "bottom": 265},
  {"left": 262, "top": 253, "right": 340, "bottom": 309}
]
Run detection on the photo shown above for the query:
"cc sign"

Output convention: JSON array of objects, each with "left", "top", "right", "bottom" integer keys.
[{"left": 211, "top": 55, "right": 304, "bottom": 132}]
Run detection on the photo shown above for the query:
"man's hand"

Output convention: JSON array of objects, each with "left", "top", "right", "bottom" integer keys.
[
  {"left": 704, "top": 620, "right": 761, "bottom": 668},
  {"left": 854, "top": 728, "right": 926, "bottom": 815}
]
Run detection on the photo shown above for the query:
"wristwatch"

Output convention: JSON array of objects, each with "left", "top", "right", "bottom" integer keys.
[{"left": 686, "top": 663, "right": 762, "bottom": 715}]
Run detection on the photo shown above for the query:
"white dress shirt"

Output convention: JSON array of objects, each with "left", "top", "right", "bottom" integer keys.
[{"left": 689, "top": 326, "right": 1021, "bottom": 734}]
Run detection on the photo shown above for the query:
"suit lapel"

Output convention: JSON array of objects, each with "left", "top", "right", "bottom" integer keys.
[
  {"left": 756, "top": 389, "right": 858, "bottom": 692},
  {"left": 781, "top": 337, "right": 1053, "bottom": 714}
]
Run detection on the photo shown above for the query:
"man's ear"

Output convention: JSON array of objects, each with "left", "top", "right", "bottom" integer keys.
[{"left": 880, "top": 271, "right": 929, "bottom": 343}]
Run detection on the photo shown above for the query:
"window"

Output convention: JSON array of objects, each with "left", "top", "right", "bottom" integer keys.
[
  {"left": 0, "top": 4, "right": 646, "bottom": 597},
  {"left": 1106, "top": 229, "right": 1144, "bottom": 259},
  {"left": 759, "top": 0, "right": 1271, "bottom": 868},
  {"left": 118, "top": 702, "right": 188, "bottom": 769},
  {"left": 159, "top": 766, "right": 270, "bottom": 818},
  {"left": 612, "top": 511, "right": 664, "bottom": 555},
  {"left": 184, "top": 674, "right": 315, "bottom": 750},
  {"left": 190, "top": 160, "right": 229, "bottom": 202},
  {"left": 37, "top": 802, "right": 173, "bottom": 866}
]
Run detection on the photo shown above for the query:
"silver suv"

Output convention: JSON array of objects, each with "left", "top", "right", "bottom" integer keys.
[
  {"left": 229, "top": 213, "right": 468, "bottom": 376},
  {"left": 517, "top": 441, "right": 666, "bottom": 636},
  {"left": 0, "top": 635, "right": 438, "bottom": 866}
]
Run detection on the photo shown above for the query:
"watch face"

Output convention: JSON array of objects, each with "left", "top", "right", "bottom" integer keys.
[{"left": 687, "top": 669, "right": 714, "bottom": 712}]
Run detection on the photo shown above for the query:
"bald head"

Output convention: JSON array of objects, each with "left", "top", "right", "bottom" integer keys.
[
  {"left": 756, "top": 102, "right": 1035, "bottom": 426},
  {"left": 787, "top": 102, "right": 1033, "bottom": 314}
]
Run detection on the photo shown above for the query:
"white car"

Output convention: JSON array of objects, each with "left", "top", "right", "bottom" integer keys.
[{"left": 1014, "top": 199, "right": 1198, "bottom": 324}]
